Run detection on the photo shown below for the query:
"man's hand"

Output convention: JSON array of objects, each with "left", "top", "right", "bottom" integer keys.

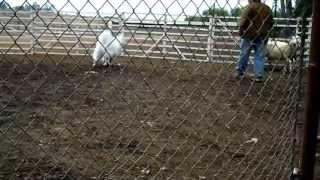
[
  {"left": 239, "top": 29, "right": 243, "bottom": 37},
  {"left": 264, "top": 38, "right": 269, "bottom": 45},
  {"left": 239, "top": 26, "right": 245, "bottom": 37}
]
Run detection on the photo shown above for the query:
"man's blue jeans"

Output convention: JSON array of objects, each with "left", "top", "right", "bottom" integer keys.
[{"left": 236, "top": 37, "right": 266, "bottom": 78}]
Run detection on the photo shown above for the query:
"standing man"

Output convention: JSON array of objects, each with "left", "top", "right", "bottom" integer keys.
[{"left": 235, "top": 0, "right": 273, "bottom": 82}]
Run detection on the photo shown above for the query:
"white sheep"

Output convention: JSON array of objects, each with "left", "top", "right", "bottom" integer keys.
[
  {"left": 92, "top": 29, "right": 126, "bottom": 67},
  {"left": 266, "top": 36, "right": 300, "bottom": 71}
]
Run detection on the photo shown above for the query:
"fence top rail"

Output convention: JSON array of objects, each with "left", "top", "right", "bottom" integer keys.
[
  {"left": 213, "top": 15, "right": 306, "bottom": 21},
  {"left": 0, "top": 10, "right": 310, "bottom": 25}
]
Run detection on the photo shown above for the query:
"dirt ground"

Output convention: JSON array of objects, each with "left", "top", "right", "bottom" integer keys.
[{"left": 0, "top": 54, "right": 300, "bottom": 179}]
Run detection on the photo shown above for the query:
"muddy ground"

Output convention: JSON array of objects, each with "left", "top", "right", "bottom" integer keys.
[{"left": 0, "top": 54, "right": 300, "bottom": 179}]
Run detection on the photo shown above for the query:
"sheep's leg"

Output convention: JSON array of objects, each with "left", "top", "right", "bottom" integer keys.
[
  {"left": 286, "top": 56, "right": 295, "bottom": 72},
  {"left": 111, "top": 58, "right": 121, "bottom": 66},
  {"left": 289, "top": 59, "right": 293, "bottom": 72},
  {"left": 102, "top": 55, "right": 110, "bottom": 67},
  {"left": 291, "top": 57, "right": 297, "bottom": 71},
  {"left": 285, "top": 57, "right": 292, "bottom": 72},
  {"left": 92, "top": 56, "right": 98, "bottom": 67},
  {"left": 108, "top": 58, "right": 113, "bottom": 67},
  {"left": 106, "top": 58, "right": 111, "bottom": 67},
  {"left": 103, "top": 62, "right": 110, "bottom": 68},
  {"left": 92, "top": 59, "right": 97, "bottom": 68},
  {"left": 103, "top": 59, "right": 111, "bottom": 67},
  {"left": 103, "top": 60, "right": 108, "bottom": 66}
]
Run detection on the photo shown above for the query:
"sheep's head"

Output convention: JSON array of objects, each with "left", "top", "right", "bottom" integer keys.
[
  {"left": 288, "top": 38, "right": 299, "bottom": 51},
  {"left": 289, "top": 36, "right": 301, "bottom": 49},
  {"left": 288, "top": 36, "right": 301, "bottom": 59}
]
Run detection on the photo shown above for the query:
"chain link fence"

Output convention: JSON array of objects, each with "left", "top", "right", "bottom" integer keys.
[{"left": 0, "top": 0, "right": 310, "bottom": 179}]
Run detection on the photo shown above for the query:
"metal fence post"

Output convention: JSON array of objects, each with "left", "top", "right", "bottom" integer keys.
[
  {"left": 300, "top": 0, "right": 320, "bottom": 179},
  {"left": 290, "top": 14, "right": 308, "bottom": 180},
  {"left": 30, "top": 11, "right": 35, "bottom": 55},
  {"left": 207, "top": 16, "right": 214, "bottom": 62},
  {"left": 162, "top": 13, "right": 167, "bottom": 54}
]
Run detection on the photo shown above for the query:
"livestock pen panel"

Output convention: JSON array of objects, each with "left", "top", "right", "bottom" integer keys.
[{"left": 0, "top": 0, "right": 307, "bottom": 179}]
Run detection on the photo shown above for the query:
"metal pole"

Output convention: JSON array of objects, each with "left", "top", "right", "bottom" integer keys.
[
  {"left": 207, "top": 16, "right": 213, "bottom": 62},
  {"left": 289, "top": 15, "right": 307, "bottom": 180},
  {"left": 31, "top": 11, "right": 36, "bottom": 55},
  {"left": 163, "top": 13, "right": 167, "bottom": 54},
  {"left": 301, "top": 0, "right": 320, "bottom": 179}
]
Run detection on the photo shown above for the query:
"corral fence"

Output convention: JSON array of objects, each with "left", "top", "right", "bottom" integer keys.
[
  {"left": 0, "top": 10, "right": 312, "bottom": 64},
  {"left": 0, "top": 1, "right": 314, "bottom": 179}
]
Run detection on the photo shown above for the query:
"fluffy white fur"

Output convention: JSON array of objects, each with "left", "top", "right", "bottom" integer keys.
[
  {"left": 266, "top": 37, "right": 299, "bottom": 71},
  {"left": 92, "top": 30, "right": 125, "bottom": 67}
]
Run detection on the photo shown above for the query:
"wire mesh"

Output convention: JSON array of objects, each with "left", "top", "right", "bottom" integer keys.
[{"left": 0, "top": 0, "right": 310, "bottom": 179}]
